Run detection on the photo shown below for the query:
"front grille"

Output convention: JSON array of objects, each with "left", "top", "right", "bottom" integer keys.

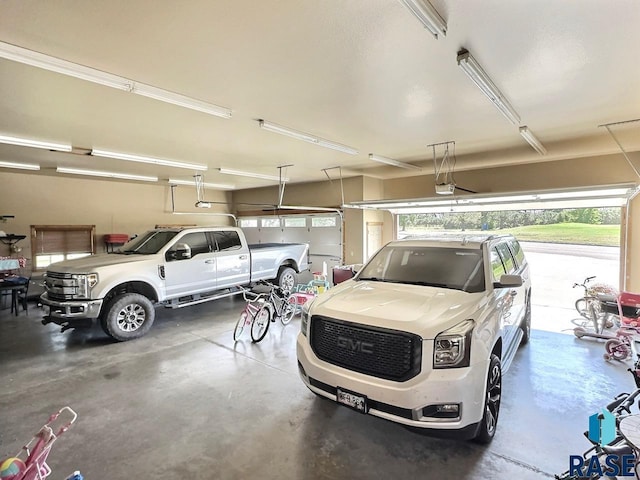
[
  {"left": 45, "top": 271, "right": 79, "bottom": 300},
  {"left": 310, "top": 316, "right": 422, "bottom": 382}
]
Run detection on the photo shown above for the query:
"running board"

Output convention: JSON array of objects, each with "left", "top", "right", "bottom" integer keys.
[
  {"left": 501, "top": 329, "right": 524, "bottom": 374},
  {"left": 164, "top": 286, "right": 244, "bottom": 309}
]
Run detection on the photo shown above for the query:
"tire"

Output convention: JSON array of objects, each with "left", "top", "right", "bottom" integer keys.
[
  {"left": 520, "top": 292, "right": 531, "bottom": 346},
  {"left": 605, "top": 339, "right": 629, "bottom": 361},
  {"left": 280, "top": 296, "right": 296, "bottom": 325},
  {"left": 100, "top": 293, "right": 155, "bottom": 341},
  {"left": 474, "top": 354, "right": 502, "bottom": 444},
  {"left": 251, "top": 305, "right": 272, "bottom": 343},
  {"left": 575, "top": 298, "right": 589, "bottom": 319},
  {"left": 233, "top": 310, "right": 251, "bottom": 341},
  {"left": 276, "top": 267, "right": 297, "bottom": 294}
]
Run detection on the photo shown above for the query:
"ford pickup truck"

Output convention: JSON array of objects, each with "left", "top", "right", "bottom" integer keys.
[
  {"left": 297, "top": 234, "right": 531, "bottom": 443},
  {"left": 41, "top": 226, "right": 309, "bottom": 341}
]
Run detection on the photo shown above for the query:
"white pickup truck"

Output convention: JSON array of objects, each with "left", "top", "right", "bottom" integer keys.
[{"left": 41, "top": 226, "right": 309, "bottom": 341}]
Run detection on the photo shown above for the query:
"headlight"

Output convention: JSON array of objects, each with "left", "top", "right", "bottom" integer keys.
[
  {"left": 300, "top": 298, "right": 316, "bottom": 337},
  {"left": 433, "top": 319, "right": 475, "bottom": 369},
  {"left": 72, "top": 273, "right": 99, "bottom": 298}
]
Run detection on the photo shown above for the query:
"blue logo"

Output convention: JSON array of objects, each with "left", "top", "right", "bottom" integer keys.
[{"left": 588, "top": 409, "right": 616, "bottom": 446}]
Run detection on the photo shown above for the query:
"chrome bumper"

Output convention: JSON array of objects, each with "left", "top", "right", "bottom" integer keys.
[{"left": 40, "top": 293, "right": 103, "bottom": 319}]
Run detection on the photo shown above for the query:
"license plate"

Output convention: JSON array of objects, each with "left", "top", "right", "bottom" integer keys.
[{"left": 336, "top": 387, "right": 368, "bottom": 413}]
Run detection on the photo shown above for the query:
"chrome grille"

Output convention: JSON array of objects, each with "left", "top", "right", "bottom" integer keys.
[
  {"left": 310, "top": 316, "right": 422, "bottom": 382},
  {"left": 45, "top": 271, "right": 79, "bottom": 300}
]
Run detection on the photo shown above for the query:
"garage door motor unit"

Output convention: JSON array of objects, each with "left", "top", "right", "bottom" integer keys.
[
  {"left": 297, "top": 234, "right": 531, "bottom": 443},
  {"left": 40, "top": 226, "right": 308, "bottom": 341}
]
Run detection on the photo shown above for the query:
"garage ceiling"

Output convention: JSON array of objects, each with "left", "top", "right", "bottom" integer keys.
[{"left": 0, "top": 0, "right": 639, "bottom": 190}]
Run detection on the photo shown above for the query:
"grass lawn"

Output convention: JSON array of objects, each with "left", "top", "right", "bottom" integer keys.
[
  {"left": 401, "top": 223, "right": 621, "bottom": 246},
  {"left": 492, "top": 223, "right": 620, "bottom": 246}
]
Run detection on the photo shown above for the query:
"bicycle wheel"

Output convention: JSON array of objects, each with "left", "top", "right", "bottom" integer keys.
[
  {"left": 280, "top": 296, "right": 296, "bottom": 325},
  {"left": 605, "top": 339, "right": 629, "bottom": 361},
  {"left": 575, "top": 298, "right": 589, "bottom": 319},
  {"left": 251, "top": 305, "right": 272, "bottom": 343},
  {"left": 233, "top": 310, "right": 251, "bottom": 341}
]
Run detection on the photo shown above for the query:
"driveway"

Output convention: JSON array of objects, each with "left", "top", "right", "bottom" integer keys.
[{"left": 521, "top": 241, "right": 620, "bottom": 335}]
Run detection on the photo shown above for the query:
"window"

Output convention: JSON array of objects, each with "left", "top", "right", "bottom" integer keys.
[
  {"left": 284, "top": 217, "right": 307, "bottom": 228},
  {"left": 495, "top": 243, "right": 516, "bottom": 274},
  {"left": 239, "top": 218, "right": 258, "bottom": 228},
  {"left": 490, "top": 247, "right": 506, "bottom": 282},
  {"left": 121, "top": 231, "right": 178, "bottom": 255},
  {"left": 213, "top": 231, "right": 242, "bottom": 251},
  {"left": 261, "top": 218, "right": 281, "bottom": 228},
  {"left": 177, "top": 232, "right": 211, "bottom": 257},
  {"left": 311, "top": 216, "right": 337, "bottom": 227},
  {"left": 508, "top": 239, "right": 525, "bottom": 268},
  {"left": 32, "top": 225, "right": 95, "bottom": 270}
]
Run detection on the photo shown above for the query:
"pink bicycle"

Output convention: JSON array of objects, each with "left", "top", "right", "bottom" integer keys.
[{"left": 233, "top": 289, "right": 268, "bottom": 342}]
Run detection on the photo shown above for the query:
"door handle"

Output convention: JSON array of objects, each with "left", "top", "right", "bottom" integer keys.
[
  {"left": 239, "top": 255, "right": 248, "bottom": 260},
  {"left": 509, "top": 290, "right": 518, "bottom": 296},
  {"left": 205, "top": 259, "right": 216, "bottom": 264}
]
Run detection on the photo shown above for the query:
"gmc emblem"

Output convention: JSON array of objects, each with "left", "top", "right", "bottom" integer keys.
[{"left": 337, "top": 336, "right": 374, "bottom": 354}]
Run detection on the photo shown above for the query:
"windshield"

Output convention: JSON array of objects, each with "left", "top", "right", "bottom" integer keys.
[
  {"left": 117, "top": 231, "right": 179, "bottom": 255},
  {"left": 357, "top": 245, "right": 485, "bottom": 293}
]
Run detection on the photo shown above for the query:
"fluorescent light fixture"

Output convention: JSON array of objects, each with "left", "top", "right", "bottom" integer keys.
[
  {"left": 57, "top": 166, "right": 157, "bottom": 182},
  {"left": 0, "top": 134, "right": 72, "bottom": 152},
  {"left": 368, "top": 153, "right": 422, "bottom": 170},
  {"left": 168, "top": 178, "right": 234, "bottom": 190},
  {"left": 258, "top": 120, "right": 358, "bottom": 155},
  {"left": 399, "top": 0, "right": 447, "bottom": 38},
  {"left": 92, "top": 149, "right": 207, "bottom": 171},
  {"left": 519, "top": 126, "right": 547, "bottom": 155},
  {"left": 457, "top": 49, "right": 521, "bottom": 125},
  {"left": 133, "top": 84, "right": 232, "bottom": 118},
  {"left": 0, "top": 41, "right": 232, "bottom": 119},
  {"left": 218, "top": 167, "right": 289, "bottom": 182},
  {"left": 0, "top": 160, "right": 40, "bottom": 171}
]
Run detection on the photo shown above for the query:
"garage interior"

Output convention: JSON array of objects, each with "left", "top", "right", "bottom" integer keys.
[{"left": 1, "top": 1, "right": 640, "bottom": 478}]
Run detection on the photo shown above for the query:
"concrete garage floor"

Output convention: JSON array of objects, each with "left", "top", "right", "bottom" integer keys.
[{"left": 0, "top": 298, "right": 634, "bottom": 479}]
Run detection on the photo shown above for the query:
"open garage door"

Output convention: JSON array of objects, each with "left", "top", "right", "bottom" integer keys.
[{"left": 239, "top": 213, "right": 343, "bottom": 275}]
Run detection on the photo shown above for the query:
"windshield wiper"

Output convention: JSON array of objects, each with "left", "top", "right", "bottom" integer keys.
[
  {"left": 402, "top": 281, "right": 450, "bottom": 288},
  {"left": 357, "top": 276, "right": 382, "bottom": 282}
]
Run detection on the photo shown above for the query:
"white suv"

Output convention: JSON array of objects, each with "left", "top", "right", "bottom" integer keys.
[{"left": 296, "top": 234, "right": 531, "bottom": 443}]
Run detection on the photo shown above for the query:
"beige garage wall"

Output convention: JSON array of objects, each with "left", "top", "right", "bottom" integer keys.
[{"left": 0, "top": 171, "right": 232, "bottom": 272}]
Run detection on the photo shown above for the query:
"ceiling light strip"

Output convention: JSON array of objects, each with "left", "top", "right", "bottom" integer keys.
[
  {"left": 398, "top": 0, "right": 447, "bottom": 38},
  {"left": 368, "top": 153, "right": 422, "bottom": 170},
  {"left": 0, "top": 134, "right": 72, "bottom": 152},
  {"left": 92, "top": 149, "right": 207, "bottom": 171},
  {"left": 57, "top": 166, "right": 158, "bottom": 182},
  {"left": 218, "top": 167, "right": 289, "bottom": 182},
  {"left": 519, "top": 126, "right": 547, "bottom": 155},
  {"left": 0, "top": 42, "right": 232, "bottom": 119},
  {"left": 258, "top": 120, "right": 358, "bottom": 155},
  {"left": 0, "top": 160, "right": 40, "bottom": 171},
  {"left": 457, "top": 49, "right": 521, "bottom": 125},
  {"left": 168, "top": 178, "right": 235, "bottom": 190}
]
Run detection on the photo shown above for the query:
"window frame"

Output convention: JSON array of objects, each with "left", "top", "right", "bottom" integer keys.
[{"left": 31, "top": 224, "right": 96, "bottom": 271}]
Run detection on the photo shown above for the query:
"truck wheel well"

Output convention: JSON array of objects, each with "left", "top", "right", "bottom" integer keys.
[
  {"left": 103, "top": 281, "right": 158, "bottom": 306},
  {"left": 491, "top": 338, "right": 502, "bottom": 360},
  {"left": 279, "top": 261, "right": 299, "bottom": 273}
]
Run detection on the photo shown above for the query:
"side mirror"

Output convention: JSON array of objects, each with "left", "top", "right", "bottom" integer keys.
[
  {"left": 495, "top": 274, "right": 523, "bottom": 288},
  {"left": 168, "top": 243, "right": 192, "bottom": 261}
]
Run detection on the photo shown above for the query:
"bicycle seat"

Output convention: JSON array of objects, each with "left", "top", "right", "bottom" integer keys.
[{"left": 602, "top": 443, "right": 634, "bottom": 456}]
